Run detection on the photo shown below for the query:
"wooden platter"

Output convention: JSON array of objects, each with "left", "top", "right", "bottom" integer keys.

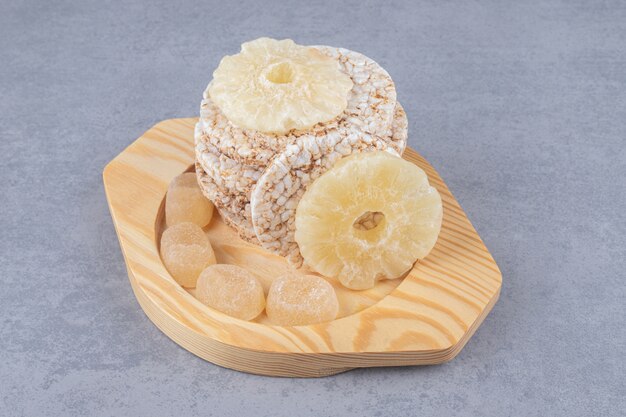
[{"left": 103, "top": 118, "right": 502, "bottom": 377}]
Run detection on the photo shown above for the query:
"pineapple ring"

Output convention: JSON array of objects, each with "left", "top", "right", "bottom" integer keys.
[
  {"left": 208, "top": 38, "right": 354, "bottom": 134},
  {"left": 249, "top": 103, "right": 407, "bottom": 265},
  {"left": 197, "top": 45, "right": 398, "bottom": 167},
  {"left": 197, "top": 104, "right": 406, "bottom": 249},
  {"left": 196, "top": 42, "right": 407, "bottom": 258},
  {"left": 294, "top": 151, "right": 443, "bottom": 290}
]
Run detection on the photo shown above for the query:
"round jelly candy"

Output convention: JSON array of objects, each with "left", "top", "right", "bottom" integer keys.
[
  {"left": 160, "top": 222, "right": 216, "bottom": 288},
  {"left": 266, "top": 273, "right": 338, "bottom": 326},
  {"left": 196, "top": 265, "right": 265, "bottom": 320},
  {"left": 166, "top": 172, "right": 214, "bottom": 227}
]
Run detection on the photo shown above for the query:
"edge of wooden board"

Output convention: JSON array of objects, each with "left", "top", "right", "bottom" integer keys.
[{"left": 103, "top": 118, "right": 502, "bottom": 377}]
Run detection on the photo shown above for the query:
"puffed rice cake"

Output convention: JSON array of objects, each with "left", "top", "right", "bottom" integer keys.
[{"left": 195, "top": 45, "right": 407, "bottom": 263}]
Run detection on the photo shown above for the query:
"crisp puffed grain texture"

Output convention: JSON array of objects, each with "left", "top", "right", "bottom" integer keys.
[
  {"left": 194, "top": 45, "right": 407, "bottom": 262},
  {"left": 196, "top": 46, "right": 397, "bottom": 167},
  {"left": 250, "top": 103, "right": 407, "bottom": 264},
  {"left": 195, "top": 162, "right": 260, "bottom": 244},
  {"left": 196, "top": 103, "right": 407, "bottom": 255}
]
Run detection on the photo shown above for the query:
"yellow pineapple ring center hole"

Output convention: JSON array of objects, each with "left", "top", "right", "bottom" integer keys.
[
  {"left": 264, "top": 61, "right": 295, "bottom": 84},
  {"left": 353, "top": 211, "right": 385, "bottom": 231}
]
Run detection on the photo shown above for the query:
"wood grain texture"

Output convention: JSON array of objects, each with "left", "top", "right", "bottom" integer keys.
[{"left": 104, "top": 118, "right": 501, "bottom": 377}]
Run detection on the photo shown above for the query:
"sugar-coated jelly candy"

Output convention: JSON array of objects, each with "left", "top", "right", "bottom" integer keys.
[
  {"left": 160, "top": 222, "right": 216, "bottom": 288},
  {"left": 266, "top": 274, "right": 338, "bottom": 326},
  {"left": 166, "top": 172, "right": 214, "bottom": 227},
  {"left": 196, "top": 265, "right": 265, "bottom": 321}
]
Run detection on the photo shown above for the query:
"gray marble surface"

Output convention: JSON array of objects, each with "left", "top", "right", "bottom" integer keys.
[{"left": 1, "top": 0, "right": 625, "bottom": 416}]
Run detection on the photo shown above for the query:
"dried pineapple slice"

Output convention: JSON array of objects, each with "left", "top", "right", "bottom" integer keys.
[
  {"left": 295, "top": 151, "right": 442, "bottom": 290},
  {"left": 195, "top": 42, "right": 406, "bottom": 259},
  {"left": 208, "top": 38, "right": 353, "bottom": 134},
  {"left": 197, "top": 45, "right": 398, "bottom": 167},
  {"left": 250, "top": 103, "right": 407, "bottom": 264}
]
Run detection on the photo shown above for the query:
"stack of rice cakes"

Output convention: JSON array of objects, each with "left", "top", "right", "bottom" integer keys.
[{"left": 195, "top": 46, "right": 407, "bottom": 265}]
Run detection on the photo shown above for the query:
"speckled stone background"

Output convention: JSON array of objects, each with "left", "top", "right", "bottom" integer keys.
[{"left": 1, "top": 0, "right": 625, "bottom": 415}]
